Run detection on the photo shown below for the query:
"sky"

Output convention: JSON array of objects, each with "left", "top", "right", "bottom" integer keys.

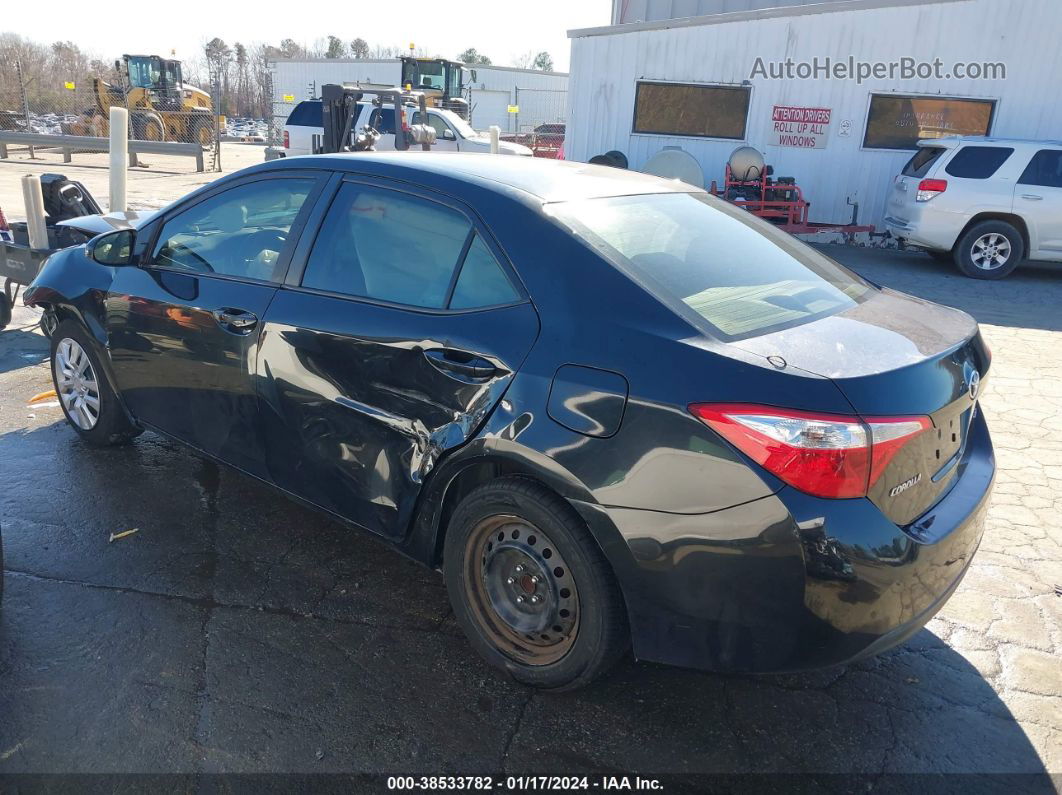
[{"left": 8, "top": 0, "right": 610, "bottom": 72}]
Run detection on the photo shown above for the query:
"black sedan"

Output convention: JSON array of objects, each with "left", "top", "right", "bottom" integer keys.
[{"left": 25, "top": 153, "right": 994, "bottom": 690}]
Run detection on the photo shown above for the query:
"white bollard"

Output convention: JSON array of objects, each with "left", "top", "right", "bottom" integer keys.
[
  {"left": 489, "top": 125, "right": 500, "bottom": 154},
  {"left": 109, "top": 106, "right": 129, "bottom": 213},
  {"left": 20, "top": 174, "right": 48, "bottom": 250}
]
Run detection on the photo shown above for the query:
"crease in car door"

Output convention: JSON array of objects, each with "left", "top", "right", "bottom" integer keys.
[
  {"left": 105, "top": 175, "right": 322, "bottom": 477},
  {"left": 257, "top": 179, "right": 539, "bottom": 539}
]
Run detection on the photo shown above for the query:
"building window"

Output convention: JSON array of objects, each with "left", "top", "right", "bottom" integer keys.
[
  {"left": 632, "top": 81, "right": 750, "bottom": 140},
  {"left": 863, "top": 94, "right": 995, "bottom": 150}
]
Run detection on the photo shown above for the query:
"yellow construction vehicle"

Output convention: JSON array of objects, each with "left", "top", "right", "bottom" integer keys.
[
  {"left": 74, "top": 54, "right": 215, "bottom": 147},
  {"left": 399, "top": 56, "right": 472, "bottom": 120}
]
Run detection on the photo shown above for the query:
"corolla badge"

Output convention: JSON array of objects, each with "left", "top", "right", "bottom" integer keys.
[{"left": 889, "top": 472, "right": 922, "bottom": 497}]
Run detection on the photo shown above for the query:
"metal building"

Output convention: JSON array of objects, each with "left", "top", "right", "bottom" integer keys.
[
  {"left": 269, "top": 59, "right": 568, "bottom": 136},
  {"left": 568, "top": 0, "right": 1062, "bottom": 227}
]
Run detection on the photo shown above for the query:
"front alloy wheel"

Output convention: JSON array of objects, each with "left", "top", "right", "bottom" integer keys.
[
  {"left": 54, "top": 337, "right": 100, "bottom": 430},
  {"left": 49, "top": 319, "right": 141, "bottom": 446}
]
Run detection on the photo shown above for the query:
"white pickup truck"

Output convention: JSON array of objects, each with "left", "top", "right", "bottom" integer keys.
[{"left": 282, "top": 100, "right": 531, "bottom": 158}]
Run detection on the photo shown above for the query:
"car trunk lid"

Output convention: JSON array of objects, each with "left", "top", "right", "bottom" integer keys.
[{"left": 734, "top": 288, "right": 990, "bottom": 525}]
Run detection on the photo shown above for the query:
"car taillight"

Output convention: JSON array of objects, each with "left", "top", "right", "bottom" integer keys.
[
  {"left": 916, "top": 178, "right": 947, "bottom": 202},
  {"left": 283, "top": 129, "right": 289, "bottom": 148},
  {"left": 688, "top": 404, "right": 931, "bottom": 499}
]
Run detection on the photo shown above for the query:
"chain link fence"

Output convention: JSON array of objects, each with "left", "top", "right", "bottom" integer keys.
[{"left": 502, "top": 87, "right": 567, "bottom": 158}]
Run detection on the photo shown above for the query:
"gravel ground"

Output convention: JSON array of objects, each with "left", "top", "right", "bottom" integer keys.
[{"left": 0, "top": 207, "right": 1059, "bottom": 787}]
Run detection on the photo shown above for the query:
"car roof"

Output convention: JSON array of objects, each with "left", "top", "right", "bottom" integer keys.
[
  {"left": 919, "top": 135, "right": 1062, "bottom": 149},
  {"left": 272, "top": 152, "right": 704, "bottom": 202}
]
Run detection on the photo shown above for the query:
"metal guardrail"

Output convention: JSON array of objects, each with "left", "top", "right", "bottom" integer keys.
[{"left": 0, "top": 132, "right": 205, "bottom": 172}]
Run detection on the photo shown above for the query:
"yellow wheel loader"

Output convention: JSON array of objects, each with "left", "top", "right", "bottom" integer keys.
[
  {"left": 399, "top": 57, "right": 472, "bottom": 120},
  {"left": 75, "top": 55, "right": 216, "bottom": 148}
]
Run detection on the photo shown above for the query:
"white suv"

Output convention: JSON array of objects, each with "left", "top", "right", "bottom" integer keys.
[
  {"left": 885, "top": 136, "right": 1062, "bottom": 279},
  {"left": 282, "top": 100, "right": 531, "bottom": 158}
]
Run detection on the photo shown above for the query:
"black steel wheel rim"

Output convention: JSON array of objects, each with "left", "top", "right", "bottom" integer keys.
[{"left": 464, "top": 515, "right": 580, "bottom": 666}]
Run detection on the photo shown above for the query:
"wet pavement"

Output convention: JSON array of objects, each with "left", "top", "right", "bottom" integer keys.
[{"left": 0, "top": 247, "right": 1060, "bottom": 787}]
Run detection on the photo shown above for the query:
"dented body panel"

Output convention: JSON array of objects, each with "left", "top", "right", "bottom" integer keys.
[{"left": 256, "top": 289, "right": 539, "bottom": 539}]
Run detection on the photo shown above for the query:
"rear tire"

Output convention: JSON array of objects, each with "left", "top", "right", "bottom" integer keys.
[
  {"left": 954, "top": 220, "right": 1024, "bottom": 279},
  {"left": 444, "top": 476, "right": 629, "bottom": 691},
  {"left": 50, "top": 320, "right": 141, "bottom": 447}
]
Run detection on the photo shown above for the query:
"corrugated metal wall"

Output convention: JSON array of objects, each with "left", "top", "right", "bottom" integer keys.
[
  {"left": 615, "top": 0, "right": 827, "bottom": 24},
  {"left": 570, "top": 0, "right": 1062, "bottom": 227},
  {"left": 270, "top": 59, "right": 568, "bottom": 134}
]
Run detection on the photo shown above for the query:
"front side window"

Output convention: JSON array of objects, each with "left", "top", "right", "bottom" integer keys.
[
  {"left": 150, "top": 178, "right": 315, "bottom": 282},
  {"left": 547, "top": 193, "right": 872, "bottom": 341},
  {"left": 863, "top": 94, "right": 995, "bottom": 150},
  {"left": 633, "top": 82, "right": 750, "bottom": 140},
  {"left": 413, "top": 112, "right": 452, "bottom": 139},
  {"left": 302, "top": 184, "right": 519, "bottom": 310},
  {"left": 1018, "top": 149, "right": 1062, "bottom": 188},
  {"left": 944, "top": 146, "right": 1014, "bottom": 179}
]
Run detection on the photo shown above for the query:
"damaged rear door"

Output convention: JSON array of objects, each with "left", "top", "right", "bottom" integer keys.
[{"left": 256, "top": 176, "right": 538, "bottom": 539}]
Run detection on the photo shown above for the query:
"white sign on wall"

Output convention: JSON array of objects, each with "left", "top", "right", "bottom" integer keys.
[{"left": 770, "top": 105, "right": 832, "bottom": 149}]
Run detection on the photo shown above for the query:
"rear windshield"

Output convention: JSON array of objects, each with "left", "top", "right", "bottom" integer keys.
[
  {"left": 287, "top": 101, "right": 322, "bottom": 127},
  {"left": 944, "top": 146, "right": 1014, "bottom": 179},
  {"left": 902, "top": 146, "right": 945, "bottom": 178},
  {"left": 546, "top": 193, "right": 873, "bottom": 342}
]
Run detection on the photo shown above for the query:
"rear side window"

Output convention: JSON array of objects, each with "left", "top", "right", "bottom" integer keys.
[
  {"left": 944, "top": 146, "right": 1014, "bottom": 179},
  {"left": 1018, "top": 149, "right": 1062, "bottom": 188},
  {"left": 901, "top": 147, "right": 945, "bottom": 178},
  {"left": 547, "top": 193, "right": 872, "bottom": 342},
  {"left": 450, "top": 234, "right": 520, "bottom": 309},
  {"left": 287, "top": 101, "right": 322, "bottom": 127},
  {"left": 302, "top": 184, "right": 518, "bottom": 310}
]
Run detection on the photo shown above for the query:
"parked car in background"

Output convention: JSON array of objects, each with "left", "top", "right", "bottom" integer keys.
[
  {"left": 502, "top": 123, "right": 566, "bottom": 159},
  {"left": 282, "top": 99, "right": 531, "bottom": 157},
  {"left": 27, "top": 154, "right": 993, "bottom": 690},
  {"left": 885, "top": 136, "right": 1062, "bottom": 279}
]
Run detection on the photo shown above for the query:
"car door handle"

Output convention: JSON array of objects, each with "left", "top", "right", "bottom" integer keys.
[
  {"left": 1021, "top": 194, "right": 1044, "bottom": 200},
  {"left": 423, "top": 349, "right": 498, "bottom": 380},
  {"left": 213, "top": 307, "right": 258, "bottom": 333}
]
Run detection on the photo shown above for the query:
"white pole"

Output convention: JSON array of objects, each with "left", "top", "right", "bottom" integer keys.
[
  {"left": 20, "top": 174, "right": 48, "bottom": 250},
  {"left": 489, "top": 125, "right": 500, "bottom": 154},
  {"left": 109, "top": 106, "right": 129, "bottom": 214}
]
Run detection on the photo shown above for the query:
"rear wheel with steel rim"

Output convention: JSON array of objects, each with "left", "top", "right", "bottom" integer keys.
[
  {"left": 955, "top": 220, "right": 1023, "bottom": 280},
  {"left": 50, "top": 319, "right": 141, "bottom": 446},
  {"left": 445, "top": 477, "right": 629, "bottom": 690}
]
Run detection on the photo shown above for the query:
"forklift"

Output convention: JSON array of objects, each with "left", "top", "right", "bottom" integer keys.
[
  {"left": 313, "top": 83, "right": 436, "bottom": 155},
  {"left": 399, "top": 57, "right": 472, "bottom": 120}
]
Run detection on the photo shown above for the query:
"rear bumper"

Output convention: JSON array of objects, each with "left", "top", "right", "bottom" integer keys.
[
  {"left": 884, "top": 210, "right": 963, "bottom": 252},
  {"left": 577, "top": 410, "right": 994, "bottom": 674}
]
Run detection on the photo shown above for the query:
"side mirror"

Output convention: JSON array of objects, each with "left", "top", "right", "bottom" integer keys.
[
  {"left": 441, "top": 129, "right": 456, "bottom": 141},
  {"left": 470, "top": 69, "right": 478, "bottom": 83},
  {"left": 87, "top": 229, "right": 136, "bottom": 266}
]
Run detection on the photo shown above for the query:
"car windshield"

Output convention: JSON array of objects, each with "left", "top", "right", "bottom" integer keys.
[{"left": 546, "top": 193, "right": 874, "bottom": 341}]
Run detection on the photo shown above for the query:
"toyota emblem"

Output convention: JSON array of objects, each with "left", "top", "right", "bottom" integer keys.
[{"left": 968, "top": 370, "right": 980, "bottom": 400}]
